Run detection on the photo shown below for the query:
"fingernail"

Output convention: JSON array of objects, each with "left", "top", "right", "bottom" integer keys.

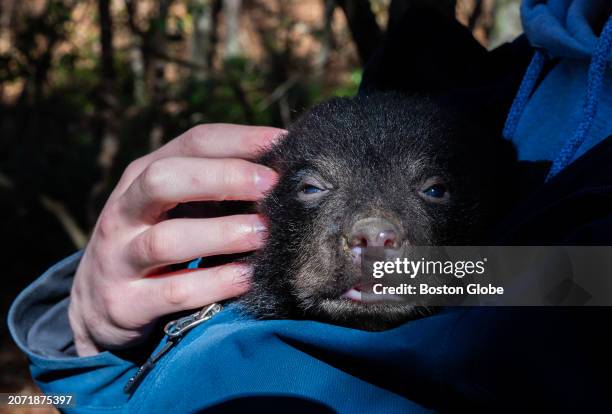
[
  {"left": 232, "top": 264, "right": 253, "bottom": 284},
  {"left": 255, "top": 167, "right": 278, "bottom": 193},
  {"left": 252, "top": 215, "right": 268, "bottom": 234},
  {"left": 270, "top": 129, "right": 288, "bottom": 143}
]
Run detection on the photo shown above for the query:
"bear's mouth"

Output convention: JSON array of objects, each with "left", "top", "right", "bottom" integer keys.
[{"left": 339, "top": 283, "right": 403, "bottom": 304}]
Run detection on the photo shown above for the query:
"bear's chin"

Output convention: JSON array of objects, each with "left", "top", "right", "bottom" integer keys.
[{"left": 306, "top": 298, "right": 435, "bottom": 331}]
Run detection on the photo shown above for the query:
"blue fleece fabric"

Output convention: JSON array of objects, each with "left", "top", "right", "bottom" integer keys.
[
  {"left": 9, "top": 253, "right": 605, "bottom": 413},
  {"left": 509, "top": 0, "right": 612, "bottom": 167},
  {"left": 3, "top": 253, "right": 501, "bottom": 413}
]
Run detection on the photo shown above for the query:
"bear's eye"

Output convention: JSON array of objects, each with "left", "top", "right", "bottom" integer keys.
[
  {"left": 297, "top": 176, "right": 330, "bottom": 202},
  {"left": 422, "top": 184, "right": 446, "bottom": 198},
  {"left": 419, "top": 178, "right": 449, "bottom": 203},
  {"left": 301, "top": 184, "right": 324, "bottom": 194}
]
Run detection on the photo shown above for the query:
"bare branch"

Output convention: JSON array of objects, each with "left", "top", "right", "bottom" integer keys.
[
  {"left": 335, "top": 0, "right": 382, "bottom": 64},
  {"left": 40, "top": 195, "right": 88, "bottom": 249}
]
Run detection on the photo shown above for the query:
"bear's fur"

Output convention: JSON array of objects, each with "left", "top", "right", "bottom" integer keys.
[{"left": 239, "top": 93, "right": 516, "bottom": 330}]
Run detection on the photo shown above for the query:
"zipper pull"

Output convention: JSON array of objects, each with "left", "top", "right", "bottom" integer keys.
[{"left": 124, "top": 303, "right": 223, "bottom": 394}]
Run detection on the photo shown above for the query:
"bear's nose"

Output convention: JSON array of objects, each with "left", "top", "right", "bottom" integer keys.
[{"left": 348, "top": 217, "right": 401, "bottom": 249}]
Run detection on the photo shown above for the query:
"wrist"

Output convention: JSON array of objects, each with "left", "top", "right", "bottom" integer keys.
[{"left": 68, "top": 296, "right": 101, "bottom": 357}]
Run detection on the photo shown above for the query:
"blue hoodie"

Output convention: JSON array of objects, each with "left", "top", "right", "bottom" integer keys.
[
  {"left": 504, "top": 0, "right": 612, "bottom": 179},
  {"left": 9, "top": 253, "right": 610, "bottom": 413},
  {"left": 7, "top": 1, "right": 612, "bottom": 413}
]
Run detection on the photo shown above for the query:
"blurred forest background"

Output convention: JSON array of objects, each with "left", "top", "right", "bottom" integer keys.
[{"left": 0, "top": 0, "right": 521, "bottom": 406}]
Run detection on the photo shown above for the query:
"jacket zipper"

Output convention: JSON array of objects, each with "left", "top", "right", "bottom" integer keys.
[{"left": 124, "top": 303, "right": 223, "bottom": 394}]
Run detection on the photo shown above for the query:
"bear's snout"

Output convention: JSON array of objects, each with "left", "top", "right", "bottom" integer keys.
[{"left": 346, "top": 217, "right": 403, "bottom": 256}]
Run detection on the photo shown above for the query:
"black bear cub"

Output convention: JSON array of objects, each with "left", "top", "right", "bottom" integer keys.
[{"left": 240, "top": 93, "right": 516, "bottom": 331}]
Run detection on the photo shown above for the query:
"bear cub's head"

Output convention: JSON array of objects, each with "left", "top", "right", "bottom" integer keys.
[{"left": 240, "top": 93, "right": 516, "bottom": 330}]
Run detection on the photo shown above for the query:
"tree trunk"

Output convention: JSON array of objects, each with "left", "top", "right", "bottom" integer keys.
[
  {"left": 335, "top": 0, "right": 382, "bottom": 65},
  {"left": 209, "top": 0, "right": 222, "bottom": 67},
  {"left": 315, "top": 0, "right": 336, "bottom": 72},
  {"left": 98, "top": 0, "right": 115, "bottom": 83},
  {"left": 147, "top": 0, "right": 172, "bottom": 107},
  {"left": 148, "top": 0, "right": 174, "bottom": 151},
  {"left": 223, "top": 0, "right": 242, "bottom": 59},
  {"left": 124, "top": 0, "right": 146, "bottom": 105},
  {"left": 89, "top": 0, "right": 120, "bottom": 225},
  {"left": 190, "top": 0, "right": 214, "bottom": 78}
]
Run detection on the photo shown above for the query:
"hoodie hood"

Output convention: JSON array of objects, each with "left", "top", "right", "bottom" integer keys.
[
  {"left": 522, "top": 0, "right": 612, "bottom": 62},
  {"left": 503, "top": 0, "right": 612, "bottom": 180}
]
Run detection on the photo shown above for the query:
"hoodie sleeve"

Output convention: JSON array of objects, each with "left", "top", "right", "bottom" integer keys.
[{"left": 7, "top": 252, "right": 135, "bottom": 412}]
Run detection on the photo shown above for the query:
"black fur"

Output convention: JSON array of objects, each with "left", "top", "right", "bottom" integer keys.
[{"left": 239, "top": 93, "right": 516, "bottom": 330}]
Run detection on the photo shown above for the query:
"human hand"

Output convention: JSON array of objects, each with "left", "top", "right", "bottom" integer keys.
[{"left": 68, "top": 124, "right": 283, "bottom": 356}]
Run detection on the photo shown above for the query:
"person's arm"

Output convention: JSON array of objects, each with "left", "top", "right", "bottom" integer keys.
[
  {"left": 9, "top": 124, "right": 282, "bottom": 364},
  {"left": 8, "top": 251, "right": 137, "bottom": 409},
  {"left": 8, "top": 124, "right": 283, "bottom": 410}
]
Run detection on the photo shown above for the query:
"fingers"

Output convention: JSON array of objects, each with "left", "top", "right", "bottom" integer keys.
[
  {"left": 119, "top": 157, "right": 277, "bottom": 222},
  {"left": 128, "top": 214, "right": 267, "bottom": 269},
  {"left": 167, "top": 124, "right": 285, "bottom": 160},
  {"left": 113, "top": 124, "right": 285, "bottom": 196},
  {"left": 70, "top": 124, "right": 283, "bottom": 353},
  {"left": 135, "top": 263, "right": 252, "bottom": 316}
]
